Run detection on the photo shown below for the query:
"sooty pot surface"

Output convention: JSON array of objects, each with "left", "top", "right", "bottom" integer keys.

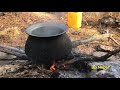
[{"left": 25, "top": 22, "right": 72, "bottom": 65}]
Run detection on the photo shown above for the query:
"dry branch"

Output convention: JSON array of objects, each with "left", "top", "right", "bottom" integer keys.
[
  {"left": 0, "top": 33, "right": 118, "bottom": 61},
  {"left": 95, "top": 45, "right": 114, "bottom": 52},
  {"left": 0, "top": 44, "right": 24, "bottom": 54},
  {"left": 57, "top": 48, "right": 120, "bottom": 67},
  {"left": 72, "top": 33, "right": 113, "bottom": 48},
  {"left": 0, "top": 44, "right": 27, "bottom": 59},
  {"left": 100, "top": 47, "right": 120, "bottom": 60}
]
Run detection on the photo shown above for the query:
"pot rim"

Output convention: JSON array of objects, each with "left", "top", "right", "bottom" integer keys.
[{"left": 25, "top": 21, "right": 68, "bottom": 37}]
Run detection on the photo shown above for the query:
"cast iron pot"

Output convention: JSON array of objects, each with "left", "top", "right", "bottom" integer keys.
[{"left": 25, "top": 22, "right": 72, "bottom": 65}]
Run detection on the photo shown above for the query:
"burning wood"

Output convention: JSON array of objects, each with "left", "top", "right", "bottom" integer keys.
[
  {"left": 50, "top": 62, "right": 66, "bottom": 71},
  {"left": 0, "top": 33, "right": 120, "bottom": 78},
  {"left": 50, "top": 64, "right": 56, "bottom": 71}
]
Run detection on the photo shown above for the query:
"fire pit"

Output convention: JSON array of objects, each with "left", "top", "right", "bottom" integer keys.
[{"left": 24, "top": 22, "right": 80, "bottom": 68}]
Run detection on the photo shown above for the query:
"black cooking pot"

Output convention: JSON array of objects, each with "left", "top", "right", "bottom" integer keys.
[{"left": 25, "top": 22, "right": 72, "bottom": 65}]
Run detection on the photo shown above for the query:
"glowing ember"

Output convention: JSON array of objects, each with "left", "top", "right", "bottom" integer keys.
[{"left": 50, "top": 64, "right": 56, "bottom": 71}]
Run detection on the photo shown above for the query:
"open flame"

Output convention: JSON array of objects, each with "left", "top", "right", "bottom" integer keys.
[
  {"left": 50, "top": 64, "right": 56, "bottom": 71},
  {"left": 50, "top": 62, "right": 66, "bottom": 71}
]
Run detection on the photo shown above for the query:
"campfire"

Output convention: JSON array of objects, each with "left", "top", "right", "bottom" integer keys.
[
  {"left": 0, "top": 13, "right": 120, "bottom": 78},
  {"left": 50, "top": 64, "right": 56, "bottom": 71},
  {"left": 0, "top": 32, "right": 120, "bottom": 78}
]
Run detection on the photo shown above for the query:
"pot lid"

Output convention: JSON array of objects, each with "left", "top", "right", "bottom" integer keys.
[{"left": 25, "top": 22, "right": 68, "bottom": 37}]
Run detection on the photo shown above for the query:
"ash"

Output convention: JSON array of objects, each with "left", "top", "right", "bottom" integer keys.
[
  {"left": 59, "top": 69, "right": 88, "bottom": 78},
  {"left": 0, "top": 47, "right": 120, "bottom": 78}
]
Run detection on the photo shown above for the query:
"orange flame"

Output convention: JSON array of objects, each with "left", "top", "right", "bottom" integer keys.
[{"left": 50, "top": 64, "right": 56, "bottom": 71}]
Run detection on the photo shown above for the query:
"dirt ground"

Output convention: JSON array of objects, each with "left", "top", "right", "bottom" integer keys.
[{"left": 0, "top": 12, "right": 120, "bottom": 78}]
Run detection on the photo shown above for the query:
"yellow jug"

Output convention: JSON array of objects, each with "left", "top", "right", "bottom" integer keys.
[{"left": 67, "top": 12, "right": 83, "bottom": 29}]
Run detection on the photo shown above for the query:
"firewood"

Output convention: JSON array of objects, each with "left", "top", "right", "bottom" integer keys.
[
  {"left": 100, "top": 47, "right": 120, "bottom": 61},
  {"left": 95, "top": 45, "right": 115, "bottom": 52},
  {"left": 0, "top": 44, "right": 27, "bottom": 59},
  {"left": 57, "top": 47, "right": 120, "bottom": 68},
  {"left": 0, "top": 33, "right": 117, "bottom": 61},
  {"left": 72, "top": 33, "right": 113, "bottom": 48}
]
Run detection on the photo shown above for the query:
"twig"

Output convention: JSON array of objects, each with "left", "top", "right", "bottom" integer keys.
[{"left": 110, "top": 36, "right": 120, "bottom": 45}]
